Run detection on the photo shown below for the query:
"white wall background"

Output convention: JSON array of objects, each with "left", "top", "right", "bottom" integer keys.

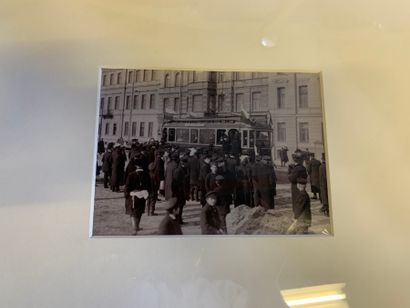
[{"left": 1, "top": 1, "right": 409, "bottom": 307}]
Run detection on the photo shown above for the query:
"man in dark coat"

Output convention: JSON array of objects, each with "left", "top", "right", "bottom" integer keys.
[
  {"left": 97, "top": 139, "right": 105, "bottom": 154},
  {"left": 213, "top": 175, "right": 230, "bottom": 233},
  {"left": 147, "top": 151, "right": 162, "bottom": 216},
  {"left": 307, "top": 153, "right": 321, "bottom": 199},
  {"left": 199, "top": 156, "right": 211, "bottom": 206},
  {"left": 158, "top": 197, "right": 183, "bottom": 235},
  {"left": 249, "top": 156, "right": 276, "bottom": 209},
  {"left": 288, "top": 152, "right": 308, "bottom": 209},
  {"left": 188, "top": 149, "right": 200, "bottom": 201},
  {"left": 280, "top": 146, "right": 289, "bottom": 167},
  {"left": 164, "top": 153, "right": 179, "bottom": 200},
  {"left": 102, "top": 146, "right": 112, "bottom": 189},
  {"left": 234, "top": 156, "right": 252, "bottom": 207},
  {"left": 200, "top": 191, "right": 223, "bottom": 235},
  {"left": 171, "top": 156, "right": 188, "bottom": 224},
  {"left": 319, "top": 153, "right": 329, "bottom": 216},
  {"left": 111, "top": 144, "right": 126, "bottom": 192},
  {"left": 230, "top": 130, "right": 241, "bottom": 160},
  {"left": 205, "top": 163, "right": 218, "bottom": 193},
  {"left": 287, "top": 177, "right": 311, "bottom": 234},
  {"left": 124, "top": 165, "right": 150, "bottom": 235}
]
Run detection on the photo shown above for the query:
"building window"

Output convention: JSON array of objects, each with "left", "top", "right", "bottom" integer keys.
[
  {"left": 151, "top": 70, "right": 155, "bottom": 81},
  {"left": 113, "top": 123, "right": 117, "bottom": 136},
  {"left": 164, "top": 74, "right": 170, "bottom": 87},
  {"left": 193, "top": 71, "right": 197, "bottom": 82},
  {"left": 175, "top": 72, "right": 181, "bottom": 86},
  {"left": 128, "top": 71, "right": 133, "bottom": 83},
  {"left": 163, "top": 98, "right": 170, "bottom": 111},
  {"left": 299, "top": 122, "right": 309, "bottom": 143},
  {"left": 132, "top": 122, "right": 137, "bottom": 136},
  {"left": 192, "top": 95, "right": 202, "bottom": 112},
  {"left": 107, "top": 97, "right": 112, "bottom": 110},
  {"left": 218, "top": 72, "right": 224, "bottom": 82},
  {"left": 143, "top": 70, "right": 148, "bottom": 81},
  {"left": 117, "top": 72, "right": 121, "bottom": 84},
  {"left": 133, "top": 95, "right": 138, "bottom": 109},
  {"left": 136, "top": 70, "right": 141, "bottom": 82},
  {"left": 242, "top": 130, "right": 248, "bottom": 147},
  {"left": 217, "top": 95, "right": 224, "bottom": 112},
  {"left": 126, "top": 95, "right": 130, "bottom": 109},
  {"left": 139, "top": 122, "right": 145, "bottom": 137},
  {"left": 100, "top": 97, "right": 105, "bottom": 111},
  {"left": 149, "top": 94, "right": 155, "bottom": 109},
  {"left": 186, "top": 97, "right": 190, "bottom": 112},
  {"left": 235, "top": 93, "right": 244, "bottom": 112},
  {"left": 168, "top": 128, "right": 175, "bottom": 142},
  {"left": 299, "top": 85, "right": 308, "bottom": 108},
  {"left": 105, "top": 123, "right": 110, "bottom": 135},
  {"left": 174, "top": 97, "right": 180, "bottom": 112},
  {"left": 102, "top": 75, "right": 107, "bottom": 86},
  {"left": 148, "top": 122, "right": 153, "bottom": 137},
  {"left": 141, "top": 94, "right": 146, "bottom": 109},
  {"left": 277, "top": 122, "right": 286, "bottom": 142},
  {"left": 277, "top": 87, "right": 285, "bottom": 109},
  {"left": 114, "top": 96, "right": 119, "bottom": 110},
  {"left": 124, "top": 122, "right": 129, "bottom": 136},
  {"left": 109, "top": 73, "right": 114, "bottom": 85},
  {"left": 251, "top": 92, "right": 261, "bottom": 111}
]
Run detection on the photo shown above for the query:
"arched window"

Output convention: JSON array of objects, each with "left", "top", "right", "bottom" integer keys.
[
  {"left": 175, "top": 72, "right": 181, "bottom": 86},
  {"left": 164, "top": 74, "right": 170, "bottom": 87}
]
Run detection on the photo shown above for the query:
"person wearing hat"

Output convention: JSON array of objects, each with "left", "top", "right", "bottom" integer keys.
[
  {"left": 158, "top": 197, "right": 183, "bottom": 235},
  {"left": 164, "top": 152, "right": 179, "bottom": 200},
  {"left": 288, "top": 151, "right": 308, "bottom": 210},
  {"left": 213, "top": 175, "right": 230, "bottom": 233},
  {"left": 200, "top": 191, "right": 223, "bottom": 235},
  {"left": 111, "top": 143, "right": 127, "bottom": 192},
  {"left": 199, "top": 155, "right": 211, "bottom": 207},
  {"left": 286, "top": 177, "right": 312, "bottom": 234},
  {"left": 307, "top": 153, "right": 321, "bottom": 200},
  {"left": 249, "top": 155, "right": 276, "bottom": 209},
  {"left": 319, "top": 153, "right": 329, "bottom": 216},
  {"left": 124, "top": 165, "right": 150, "bottom": 235},
  {"left": 188, "top": 148, "right": 200, "bottom": 202},
  {"left": 101, "top": 144, "right": 113, "bottom": 189},
  {"left": 205, "top": 162, "right": 218, "bottom": 193}
]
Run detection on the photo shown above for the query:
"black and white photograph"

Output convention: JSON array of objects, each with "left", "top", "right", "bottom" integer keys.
[{"left": 91, "top": 69, "right": 331, "bottom": 236}]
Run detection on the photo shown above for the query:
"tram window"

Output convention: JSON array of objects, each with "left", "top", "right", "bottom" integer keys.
[
  {"left": 256, "top": 131, "right": 270, "bottom": 147},
  {"left": 199, "top": 129, "right": 215, "bottom": 144},
  {"left": 176, "top": 128, "right": 189, "bottom": 143},
  {"left": 168, "top": 128, "right": 175, "bottom": 142},
  {"left": 162, "top": 128, "right": 167, "bottom": 141},
  {"left": 249, "top": 130, "right": 255, "bottom": 147},
  {"left": 243, "top": 130, "right": 248, "bottom": 147},
  {"left": 216, "top": 129, "right": 227, "bottom": 145},
  {"left": 190, "top": 129, "right": 199, "bottom": 143}
]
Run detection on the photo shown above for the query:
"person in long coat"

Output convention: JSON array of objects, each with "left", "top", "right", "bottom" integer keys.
[
  {"left": 102, "top": 147, "right": 112, "bottom": 189},
  {"left": 124, "top": 166, "right": 150, "bottom": 235},
  {"left": 205, "top": 163, "right": 218, "bottom": 193},
  {"left": 286, "top": 177, "right": 312, "bottom": 234},
  {"left": 319, "top": 154, "right": 329, "bottom": 216},
  {"left": 164, "top": 153, "right": 179, "bottom": 200},
  {"left": 188, "top": 150, "right": 200, "bottom": 201},
  {"left": 200, "top": 191, "right": 223, "bottom": 235},
  {"left": 199, "top": 156, "right": 211, "bottom": 206},
  {"left": 111, "top": 144, "right": 126, "bottom": 192},
  {"left": 249, "top": 156, "right": 276, "bottom": 209},
  {"left": 158, "top": 197, "right": 183, "bottom": 235},
  {"left": 288, "top": 152, "right": 308, "bottom": 209},
  {"left": 147, "top": 152, "right": 162, "bottom": 216},
  {"left": 234, "top": 157, "right": 252, "bottom": 207},
  {"left": 172, "top": 158, "right": 188, "bottom": 224},
  {"left": 307, "top": 153, "right": 321, "bottom": 199},
  {"left": 213, "top": 175, "right": 230, "bottom": 233}
]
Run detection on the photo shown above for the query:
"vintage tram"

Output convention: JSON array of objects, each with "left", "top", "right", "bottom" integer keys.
[{"left": 161, "top": 115, "right": 273, "bottom": 156}]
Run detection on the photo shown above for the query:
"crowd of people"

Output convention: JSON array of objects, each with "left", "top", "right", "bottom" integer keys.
[{"left": 96, "top": 137, "right": 329, "bottom": 236}]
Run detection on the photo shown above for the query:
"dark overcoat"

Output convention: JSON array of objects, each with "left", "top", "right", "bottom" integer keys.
[
  {"left": 188, "top": 156, "right": 200, "bottom": 186},
  {"left": 288, "top": 163, "right": 308, "bottom": 208},
  {"left": 200, "top": 204, "right": 221, "bottom": 234},
  {"left": 158, "top": 214, "right": 183, "bottom": 235},
  {"left": 293, "top": 190, "right": 311, "bottom": 225},
  {"left": 319, "top": 162, "right": 328, "bottom": 205},
  {"left": 249, "top": 162, "right": 276, "bottom": 209},
  {"left": 111, "top": 148, "right": 126, "bottom": 188},
  {"left": 124, "top": 170, "right": 150, "bottom": 216},
  {"left": 307, "top": 158, "right": 321, "bottom": 191},
  {"left": 102, "top": 150, "right": 112, "bottom": 174},
  {"left": 164, "top": 160, "right": 178, "bottom": 200}
]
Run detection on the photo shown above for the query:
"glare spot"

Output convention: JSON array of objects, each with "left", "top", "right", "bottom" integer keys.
[{"left": 260, "top": 37, "right": 275, "bottom": 47}]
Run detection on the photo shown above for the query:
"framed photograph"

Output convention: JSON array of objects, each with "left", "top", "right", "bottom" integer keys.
[{"left": 90, "top": 69, "right": 332, "bottom": 236}]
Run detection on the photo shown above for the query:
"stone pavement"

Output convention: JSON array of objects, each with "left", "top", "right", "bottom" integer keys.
[{"left": 92, "top": 179, "right": 331, "bottom": 236}]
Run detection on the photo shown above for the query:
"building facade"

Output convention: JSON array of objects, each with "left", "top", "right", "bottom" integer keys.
[{"left": 98, "top": 69, "right": 324, "bottom": 161}]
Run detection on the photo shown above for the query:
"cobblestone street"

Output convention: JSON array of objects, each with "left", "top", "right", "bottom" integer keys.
[{"left": 92, "top": 168, "right": 331, "bottom": 236}]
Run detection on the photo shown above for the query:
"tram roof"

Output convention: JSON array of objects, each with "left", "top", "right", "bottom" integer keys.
[{"left": 163, "top": 115, "right": 272, "bottom": 130}]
